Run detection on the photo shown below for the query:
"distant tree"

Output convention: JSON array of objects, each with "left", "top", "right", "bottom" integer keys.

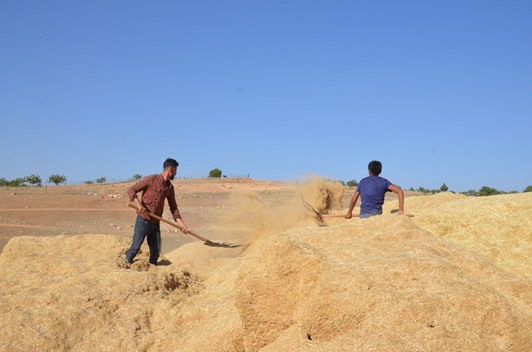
[
  {"left": 338, "top": 180, "right": 346, "bottom": 186},
  {"left": 461, "top": 189, "right": 479, "bottom": 196},
  {"left": 524, "top": 185, "right": 532, "bottom": 193},
  {"left": 417, "top": 186, "right": 430, "bottom": 194},
  {"left": 208, "top": 168, "right": 222, "bottom": 178},
  {"left": 10, "top": 178, "right": 26, "bottom": 187},
  {"left": 48, "top": 174, "right": 67, "bottom": 186},
  {"left": 346, "top": 179, "right": 358, "bottom": 188},
  {"left": 131, "top": 174, "right": 142, "bottom": 181},
  {"left": 440, "top": 183, "right": 449, "bottom": 192},
  {"left": 24, "top": 174, "right": 42, "bottom": 186},
  {"left": 478, "top": 186, "right": 500, "bottom": 197},
  {"left": 84, "top": 180, "right": 94, "bottom": 184},
  {"left": 96, "top": 177, "right": 107, "bottom": 184},
  {"left": 1, "top": 178, "right": 24, "bottom": 187}
]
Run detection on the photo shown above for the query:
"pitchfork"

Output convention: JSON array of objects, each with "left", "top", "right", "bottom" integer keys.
[{"left": 301, "top": 196, "right": 413, "bottom": 225}]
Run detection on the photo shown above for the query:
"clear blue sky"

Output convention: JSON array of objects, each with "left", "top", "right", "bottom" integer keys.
[{"left": 1, "top": 1, "right": 531, "bottom": 192}]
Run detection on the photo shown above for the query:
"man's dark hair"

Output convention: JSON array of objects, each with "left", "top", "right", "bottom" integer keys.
[
  {"left": 368, "top": 160, "right": 382, "bottom": 176},
  {"left": 163, "top": 158, "right": 179, "bottom": 169}
]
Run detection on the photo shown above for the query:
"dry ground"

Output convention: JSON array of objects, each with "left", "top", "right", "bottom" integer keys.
[{"left": 0, "top": 178, "right": 295, "bottom": 254}]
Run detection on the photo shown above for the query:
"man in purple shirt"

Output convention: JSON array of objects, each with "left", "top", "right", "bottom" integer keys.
[
  {"left": 125, "top": 158, "right": 189, "bottom": 265},
  {"left": 345, "top": 160, "right": 404, "bottom": 219}
]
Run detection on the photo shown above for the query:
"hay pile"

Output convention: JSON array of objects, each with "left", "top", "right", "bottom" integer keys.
[
  {"left": 1, "top": 199, "right": 531, "bottom": 351},
  {"left": 231, "top": 217, "right": 530, "bottom": 351},
  {"left": 0, "top": 235, "right": 204, "bottom": 351},
  {"left": 383, "top": 192, "right": 532, "bottom": 280}
]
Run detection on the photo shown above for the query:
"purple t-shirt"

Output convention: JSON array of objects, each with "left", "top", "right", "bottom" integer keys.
[{"left": 356, "top": 175, "right": 393, "bottom": 216}]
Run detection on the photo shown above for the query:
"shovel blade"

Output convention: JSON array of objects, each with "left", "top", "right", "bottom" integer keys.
[{"left": 204, "top": 240, "right": 243, "bottom": 248}]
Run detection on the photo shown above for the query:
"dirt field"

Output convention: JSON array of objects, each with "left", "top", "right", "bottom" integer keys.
[{"left": 0, "top": 178, "right": 297, "bottom": 253}]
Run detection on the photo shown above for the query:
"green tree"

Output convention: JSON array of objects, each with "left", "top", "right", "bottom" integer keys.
[
  {"left": 524, "top": 185, "right": 532, "bottom": 193},
  {"left": 84, "top": 180, "right": 94, "bottom": 184},
  {"left": 440, "top": 182, "right": 449, "bottom": 192},
  {"left": 478, "top": 186, "right": 500, "bottom": 197},
  {"left": 131, "top": 174, "right": 142, "bottom": 181},
  {"left": 47, "top": 174, "right": 67, "bottom": 186},
  {"left": 461, "top": 189, "right": 479, "bottom": 196},
  {"left": 208, "top": 168, "right": 222, "bottom": 178},
  {"left": 11, "top": 178, "right": 26, "bottom": 187},
  {"left": 0, "top": 178, "right": 6, "bottom": 186},
  {"left": 417, "top": 186, "right": 430, "bottom": 193},
  {"left": 346, "top": 179, "right": 358, "bottom": 188},
  {"left": 24, "top": 174, "right": 42, "bottom": 186},
  {"left": 96, "top": 177, "right": 107, "bottom": 184}
]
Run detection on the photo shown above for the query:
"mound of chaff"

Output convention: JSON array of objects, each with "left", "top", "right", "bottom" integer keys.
[
  {"left": 385, "top": 192, "right": 532, "bottom": 280},
  {"left": 1, "top": 205, "right": 530, "bottom": 351}
]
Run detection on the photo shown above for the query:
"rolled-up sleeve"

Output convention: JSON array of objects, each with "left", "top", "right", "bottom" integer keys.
[{"left": 167, "top": 186, "right": 182, "bottom": 220}]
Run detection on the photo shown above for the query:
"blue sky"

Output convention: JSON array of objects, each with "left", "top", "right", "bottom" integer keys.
[{"left": 1, "top": 1, "right": 531, "bottom": 192}]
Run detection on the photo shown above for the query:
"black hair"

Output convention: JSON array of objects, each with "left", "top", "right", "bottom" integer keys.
[
  {"left": 368, "top": 160, "right": 382, "bottom": 176},
  {"left": 163, "top": 158, "right": 179, "bottom": 169}
]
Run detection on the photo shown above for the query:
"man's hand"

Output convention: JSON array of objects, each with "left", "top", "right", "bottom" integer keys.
[
  {"left": 175, "top": 219, "right": 189, "bottom": 234},
  {"left": 388, "top": 185, "right": 404, "bottom": 217},
  {"left": 134, "top": 200, "right": 146, "bottom": 214},
  {"left": 346, "top": 192, "right": 359, "bottom": 219}
]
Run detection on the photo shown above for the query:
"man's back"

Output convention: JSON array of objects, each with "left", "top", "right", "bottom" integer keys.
[{"left": 357, "top": 175, "right": 392, "bottom": 216}]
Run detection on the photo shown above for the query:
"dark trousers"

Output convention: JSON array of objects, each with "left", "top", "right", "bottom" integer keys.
[{"left": 125, "top": 215, "right": 161, "bottom": 264}]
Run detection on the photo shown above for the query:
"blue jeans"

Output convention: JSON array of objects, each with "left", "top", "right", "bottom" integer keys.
[
  {"left": 360, "top": 213, "right": 379, "bottom": 219},
  {"left": 125, "top": 215, "right": 161, "bottom": 264}
]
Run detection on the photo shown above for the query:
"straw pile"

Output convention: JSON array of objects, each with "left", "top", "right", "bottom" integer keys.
[
  {"left": 1, "top": 188, "right": 530, "bottom": 351},
  {"left": 384, "top": 192, "right": 532, "bottom": 280}
]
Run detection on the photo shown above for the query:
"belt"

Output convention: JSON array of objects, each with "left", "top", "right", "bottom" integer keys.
[{"left": 139, "top": 214, "right": 159, "bottom": 225}]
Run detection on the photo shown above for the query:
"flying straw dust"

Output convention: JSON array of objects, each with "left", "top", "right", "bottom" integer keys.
[{"left": 204, "top": 177, "right": 344, "bottom": 248}]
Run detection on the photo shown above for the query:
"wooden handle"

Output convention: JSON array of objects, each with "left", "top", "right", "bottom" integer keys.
[
  {"left": 322, "top": 214, "right": 359, "bottom": 219},
  {"left": 127, "top": 202, "right": 209, "bottom": 243},
  {"left": 322, "top": 213, "right": 414, "bottom": 218}
]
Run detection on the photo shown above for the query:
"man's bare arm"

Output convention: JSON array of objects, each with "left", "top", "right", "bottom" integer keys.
[
  {"left": 345, "top": 191, "right": 360, "bottom": 218},
  {"left": 388, "top": 185, "right": 404, "bottom": 214}
]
